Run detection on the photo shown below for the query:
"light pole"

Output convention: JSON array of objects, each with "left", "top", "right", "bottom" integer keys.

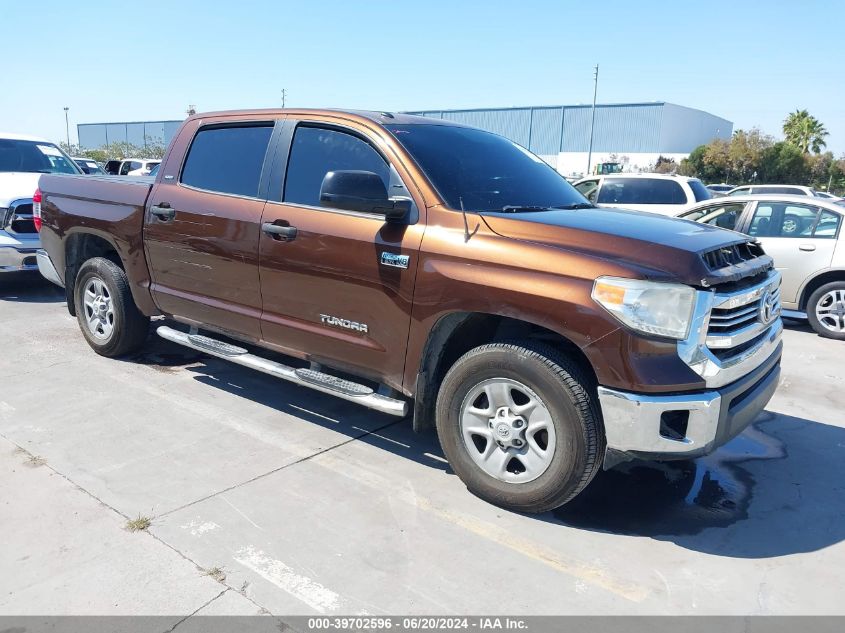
[
  {"left": 586, "top": 65, "right": 599, "bottom": 176},
  {"left": 63, "top": 107, "right": 70, "bottom": 148}
]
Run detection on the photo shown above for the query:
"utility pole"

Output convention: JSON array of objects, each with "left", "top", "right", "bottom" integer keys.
[
  {"left": 281, "top": 89, "right": 286, "bottom": 108},
  {"left": 586, "top": 65, "right": 599, "bottom": 176},
  {"left": 63, "top": 107, "right": 70, "bottom": 147}
]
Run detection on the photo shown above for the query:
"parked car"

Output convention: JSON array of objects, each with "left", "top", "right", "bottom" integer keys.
[
  {"left": 73, "top": 157, "right": 107, "bottom": 175},
  {"left": 706, "top": 183, "right": 735, "bottom": 196},
  {"left": 118, "top": 158, "right": 160, "bottom": 176},
  {"left": 103, "top": 160, "right": 122, "bottom": 175},
  {"left": 572, "top": 173, "right": 712, "bottom": 215},
  {"left": 814, "top": 191, "right": 842, "bottom": 201},
  {"left": 1, "top": 132, "right": 81, "bottom": 274},
  {"left": 677, "top": 194, "right": 844, "bottom": 338},
  {"left": 727, "top": 184, "right": 819, "bottom": 197},
  {"left": 37, "top": 109, "right": 782, "bottom": 512}
]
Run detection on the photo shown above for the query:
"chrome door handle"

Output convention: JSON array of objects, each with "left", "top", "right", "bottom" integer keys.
[
  {"left": 799, "top": 244, "right": 816, "bottom": 252},
  {"left": 262, "top": 222, "right": 297, "bottom": 240},
  {"left": 150, "top": 204, "right": 175, "bottom": 221}
]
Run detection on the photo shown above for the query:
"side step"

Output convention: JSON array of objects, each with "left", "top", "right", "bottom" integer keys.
[{"left": 156, "top": 326, "right": 408, "bottom": 417}]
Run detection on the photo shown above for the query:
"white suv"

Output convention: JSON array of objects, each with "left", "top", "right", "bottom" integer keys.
[
  {"left": 118, "top": 158, "right": 160, "bottom": 176},
  {"left": 572, "top": 173, "right": 711, "bottom": 215}
]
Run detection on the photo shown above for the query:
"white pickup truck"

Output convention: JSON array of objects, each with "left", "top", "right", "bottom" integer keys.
[{"left": 1, "top": 133, "right": 81, "bottom": 273}]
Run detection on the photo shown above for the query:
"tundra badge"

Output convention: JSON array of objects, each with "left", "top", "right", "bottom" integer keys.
[
  {"left": 380, "top": 252, "right": 410, "bottom": 269},
  {"left": 320, "top": 314, "right": 369, "bottom": 333}
]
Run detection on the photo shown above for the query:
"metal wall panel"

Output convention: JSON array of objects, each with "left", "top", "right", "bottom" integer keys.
[
  {"left": 77, "top": 124, "right": 107, "bottom": 149},
  {"left": 76, "top": 120, "right": 183, "bottom": 150},
  {"left": 528, "top": 107, "right": 563, "bottom": 155},
  {"left": 561, "top": 104, "right": 663, "bottom": 153},
  {"left": 658, "top": 103, "right": 732, "bottom": 153},
  {"left": 439, "top": 108, "right": 533, "bottom": 147}
]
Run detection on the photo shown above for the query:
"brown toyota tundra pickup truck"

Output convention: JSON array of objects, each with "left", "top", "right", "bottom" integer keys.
[{"left": 35, "top": 109, "right": 783, "bottom": 512}]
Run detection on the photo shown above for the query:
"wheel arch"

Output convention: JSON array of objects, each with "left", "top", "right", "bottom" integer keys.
[
  {"left": 798, "top": 268, "right": 845, "bottom": 311},
  {"left": 411, "top": 311, "right": 597, "bottom": 433}
]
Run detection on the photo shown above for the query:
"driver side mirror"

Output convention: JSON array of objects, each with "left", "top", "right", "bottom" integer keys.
[{"left": 319, "top": 170, "right": 409, "bottom": 221}]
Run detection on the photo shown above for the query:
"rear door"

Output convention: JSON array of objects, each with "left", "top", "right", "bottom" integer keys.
[
  {"left": 740, "top": 201, "right": 840, "bottom": 305},
  {"left": 257, "top": 118, "right": 425, "bottom": 390},
  {"left": 144, "top": 118, "right": 277, "bottom": 338}
]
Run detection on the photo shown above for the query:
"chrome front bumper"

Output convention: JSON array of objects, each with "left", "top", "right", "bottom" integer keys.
[
  {"left": 0, "top": 242, "right": 39, "bottom": 272},
  {"left": 36, "top": 249, "right": 64, "bottom": 287},
  {"left": 598, "top": 342, "right": 781, "bottom": 466}
]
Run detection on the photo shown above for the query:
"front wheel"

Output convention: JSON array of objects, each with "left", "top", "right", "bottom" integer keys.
[
  {"left": 435, "top": 341, "right": 605, "bottom": 513},
  {"left": 74, "top": 257, "right": 150, "bottom": 356},
  {"left": 807, "top": 281, "right": 845, "bottom": 340}
]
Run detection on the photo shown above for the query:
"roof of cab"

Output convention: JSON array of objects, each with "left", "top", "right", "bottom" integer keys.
[
  {"left": 184, "top": 108, "right": 468, "bottom": 128},
  {"left": 0, "top": 131, "right": 52, "bottom": 143}
]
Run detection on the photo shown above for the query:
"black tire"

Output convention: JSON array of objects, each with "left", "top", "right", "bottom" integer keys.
[
  {"left": 74, "top": 257, "right": 150, "bottom": 357},
  {"left": 435, "top": 341, "right": 605, "bottom": 513},
  {"left": 806, "top": 281, "right": 845, "bottom": 340}
]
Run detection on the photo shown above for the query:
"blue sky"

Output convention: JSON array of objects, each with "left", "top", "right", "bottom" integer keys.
[{"left": 3, "top": 0, "right": 843, "bottom": 153}]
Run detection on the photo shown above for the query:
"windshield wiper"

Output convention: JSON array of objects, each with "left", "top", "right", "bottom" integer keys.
[
  {"left": 553, "top": 202, "right": 595, "bottom": 210},
  {"left": 496, "top": 205, "right": 553, "bottom": 213}
]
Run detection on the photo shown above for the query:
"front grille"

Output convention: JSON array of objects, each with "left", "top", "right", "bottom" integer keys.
[
  {"left": 4, "top": 200, "right": 36, "bottom": 234},
  {"left": 705, "top": 280, "right": 781, "bottom": 363},
  {"left": 701, "top": 241, "right": 765, "bottom": 270}
]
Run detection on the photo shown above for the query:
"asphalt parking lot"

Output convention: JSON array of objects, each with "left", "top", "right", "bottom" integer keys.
[{"left": 1, "top": 273, "right": 844, "bottom": 618}]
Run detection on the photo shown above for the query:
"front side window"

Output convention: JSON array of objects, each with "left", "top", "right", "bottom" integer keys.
[
  {"left": 119, "top": 162, "right": 132, "bottom": 175},
  {"left": 385, "top": 123, "right": 587, "bottom": 211},
  {"left": 0, "top": 139, "right": 79, "bottom": 174},
  {"left": 181, "top": 124, "right": 273, "bottom": 197},
  {"left": 688, "top": 203, "right": 745, "bottom": 230},
  {"left": 283, "top": 126, "right": 389, "bottom": 207},
  {"left": 574, "top": 179, "right": 599, "bottom": 202},
  {"left": 597, "top": 178, "right": 686, "bottom": 205}
]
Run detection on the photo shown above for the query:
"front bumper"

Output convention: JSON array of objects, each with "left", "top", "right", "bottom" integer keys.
[
  {"left": 0, "top": 235, "right": 40, "bottom": 272},
  {"left": 598, "top": 341, "right": 781, "bottom": 466}
]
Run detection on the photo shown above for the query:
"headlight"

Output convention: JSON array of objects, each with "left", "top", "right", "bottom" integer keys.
[{"left": 592, "top": 277, "right": 696, "bottom": 340}]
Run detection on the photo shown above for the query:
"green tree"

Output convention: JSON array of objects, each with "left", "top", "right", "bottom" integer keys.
[
  {"left": 783, "top": 109, "right": 828, "bottom": 154},
  {"left": 757, "top": 142, "right": 809, "bottom": 184}
]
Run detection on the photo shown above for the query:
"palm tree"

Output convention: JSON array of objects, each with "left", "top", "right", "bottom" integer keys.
[{"left": 783, "top": 109, "right": 829, "bottom": 154}]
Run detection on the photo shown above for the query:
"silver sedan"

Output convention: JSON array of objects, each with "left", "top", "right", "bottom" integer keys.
[{"left": 677, "top": 194, "right": 845, "bottom": 339}]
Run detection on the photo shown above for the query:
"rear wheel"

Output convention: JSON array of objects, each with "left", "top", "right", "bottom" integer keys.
[
  {"left": 74, "top": 257, "right": 150, "bottom": 356},
  {"left": 435, "top": 341, "right": 604, "bottom": 513},
  {"left": 807, "top": 281, "right": 845, "bottom": 340}
]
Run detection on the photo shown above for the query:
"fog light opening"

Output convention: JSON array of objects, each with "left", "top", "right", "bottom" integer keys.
[{"left": 659, "top": 410, "right": 690, "bottom": 441}]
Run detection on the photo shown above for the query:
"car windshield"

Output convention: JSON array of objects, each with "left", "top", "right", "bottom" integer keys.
[
  {"left": 385, "top": 123, "right": 588, "bottom": 211},
  {"left": 0, "top": 139, "right": 80, "bottom": 174}
]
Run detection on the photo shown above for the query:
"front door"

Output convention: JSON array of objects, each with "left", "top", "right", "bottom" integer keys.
[
  {"left": 742, "top": 201, "right": 840, "bottom": 305},
  {"left": 144, "top": 121, "right": 276, "bottom": 339},
  {"left": 258, "top": 121, "right": 424, "bottom": 390}
]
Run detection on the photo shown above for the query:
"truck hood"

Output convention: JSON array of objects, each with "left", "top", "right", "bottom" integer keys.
[
  {"left": 0, "top": 172, "right": 41, "bottom": 206},
  {"left": 480, "top": 206, "right": 772, "bottom": 287}
]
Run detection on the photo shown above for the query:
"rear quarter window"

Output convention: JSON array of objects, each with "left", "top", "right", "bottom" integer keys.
[
  {"left": 688, "top": 179, "right": 712, "bottom": 202},
  {"left": 180, "top": 124, "right": 274, "bottom": 197}
]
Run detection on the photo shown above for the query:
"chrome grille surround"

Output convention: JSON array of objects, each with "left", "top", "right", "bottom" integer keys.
[{"left": 678, "top": 270, "right": 783, "bottom": 389}]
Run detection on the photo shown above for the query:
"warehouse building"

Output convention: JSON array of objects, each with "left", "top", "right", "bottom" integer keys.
[
  {"left": 77, "top": 101, "right": 731, "bottom": 177},
  {"left": 405, "top": 102, "right": 732, "bottom": 176}
]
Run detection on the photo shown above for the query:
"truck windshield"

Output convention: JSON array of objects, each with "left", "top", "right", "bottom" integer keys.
[
  {"left": 0, "top": 139, "right": 80, "bottom": 174},
  {"left": 386, "top": 124, "right": 588, "bottom": 212}
]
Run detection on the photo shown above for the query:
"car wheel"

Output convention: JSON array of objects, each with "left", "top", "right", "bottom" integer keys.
[
  {"left": 807, "top": 281, "right": 845, "bottom": 340},
  {"left": 74, "top": 257, "right": 150, "bottom": 356},
  {"left": 435, "top": 341, "right": 605, "bottom": 513}
]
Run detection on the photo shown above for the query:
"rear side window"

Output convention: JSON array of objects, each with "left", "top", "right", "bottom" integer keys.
[
  {"left": 687, "top": 179, "right": 712, "bottom": 202},
  {"left": 181, "top": 125, "right": 273, "bottom": 197},
  {"left": 283, "top": 126, "right": 389, "bottom": 207},
  {"left": 728, "top": 186, "right": 751, "bottom": 197},
  {"left": 597, "top": 178, "right": 686, "bottom": 205}
]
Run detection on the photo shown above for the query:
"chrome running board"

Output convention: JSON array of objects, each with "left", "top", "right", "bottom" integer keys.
[{"left": 156, "top": 326, "right": 408, "bottom": 417}]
